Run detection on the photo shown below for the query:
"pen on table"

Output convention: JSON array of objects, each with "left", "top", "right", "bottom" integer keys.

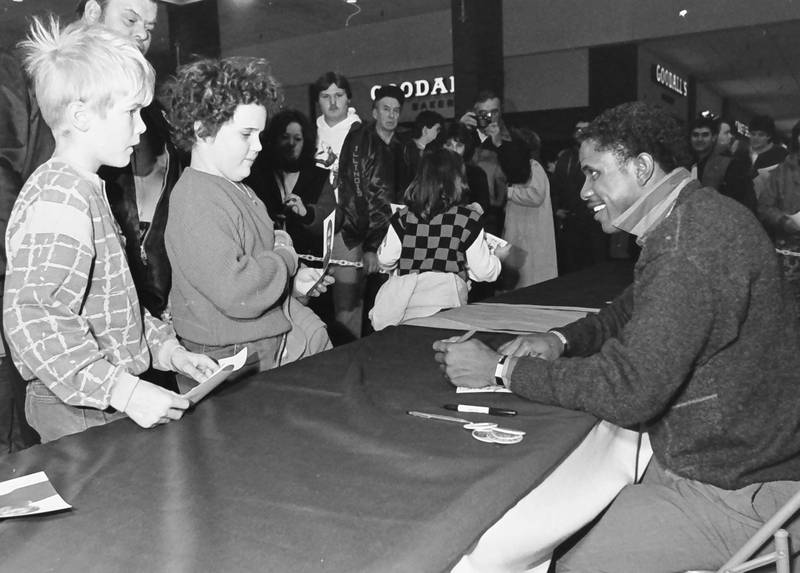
[
  {"left": 443, "top": 404, "right": 517, "bottom": 417},
  {"left": 454, "top": 329, "right": 476, "bottom": 343}
]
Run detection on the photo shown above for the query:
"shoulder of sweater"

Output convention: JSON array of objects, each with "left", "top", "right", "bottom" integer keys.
[
  {"left": 172, "top": 170, "right": 237, "bottom": 206},
  {"left": 651, "top": 183, "right": 765, "bottom": 250},
  {"left": 25, "top": 161, "right": 96, "bottom": 209}
]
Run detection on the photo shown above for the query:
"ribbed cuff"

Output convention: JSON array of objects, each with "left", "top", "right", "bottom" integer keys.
[
  {"left": 274, "top": 245, "right": 299, "bottom": 276},
  {"left": 108, "top": 371, "right": 141, "bottom": 412}
]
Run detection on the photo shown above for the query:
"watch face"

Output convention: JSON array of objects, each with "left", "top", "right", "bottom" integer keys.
[{"left": 495, "top": 355, "right": 508, "bottom": 387}]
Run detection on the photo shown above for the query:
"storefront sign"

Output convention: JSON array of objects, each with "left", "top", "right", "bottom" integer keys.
[
  {"left": 370, "top": 75, "right": 455, "bottom": 100},
  {"left": 652, "top": 64, "right": 687, "bottom": 97}
]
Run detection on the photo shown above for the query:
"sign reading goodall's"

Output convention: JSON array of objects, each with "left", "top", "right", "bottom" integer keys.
[
  {"left": 370, "top": 75, "right": 455, "bottom": 100},
  {"left": 652, "top": 64, "right": 688, "bottom": 97}
]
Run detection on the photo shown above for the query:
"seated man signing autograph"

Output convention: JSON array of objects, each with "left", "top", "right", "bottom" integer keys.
[{"left": 434, "top": 102, "right": 800, "bottom": 573}]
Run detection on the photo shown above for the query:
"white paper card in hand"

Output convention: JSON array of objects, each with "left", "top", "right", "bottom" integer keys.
[
  {"left": 183, "top": 347, "right": 248, "bottom": 405},
  {"left": 484, "top": 232, "right": 508, "bottom": 252}
]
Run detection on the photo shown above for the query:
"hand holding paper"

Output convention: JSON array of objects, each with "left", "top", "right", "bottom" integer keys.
[
  {"left": 182, "top": 347, "right": 248, "bottom": 405},
  {"left": 294, "top": 266, "right": 334, "bottom": 297}
]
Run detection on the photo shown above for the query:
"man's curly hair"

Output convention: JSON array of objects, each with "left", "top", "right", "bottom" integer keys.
[
  {"left": 165, "top": 57, "right": 282, "bottom": 152},
  {"left": 580, "top": 102, "right": 690, "bottom": 173}
]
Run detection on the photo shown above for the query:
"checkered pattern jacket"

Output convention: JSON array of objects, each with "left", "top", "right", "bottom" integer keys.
[
  {"left": 3, "top": 160, "right": 176, "bottom": 408},
  {"left": 390, "top": 205, "right": 483, "bottom": 281}
]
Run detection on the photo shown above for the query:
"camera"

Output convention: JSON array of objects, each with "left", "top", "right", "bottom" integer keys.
[{"left": 475, "top": 110, "right": 492, "bottom": 129}]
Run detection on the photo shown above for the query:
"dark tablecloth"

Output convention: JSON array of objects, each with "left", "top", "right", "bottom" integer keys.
[{"left": 0, "top": 262, "right": 632, "bottom": 573}]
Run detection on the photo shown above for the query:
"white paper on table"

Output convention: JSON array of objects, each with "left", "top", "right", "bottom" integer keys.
[
  {"left": 0, "top": 471, "right": 71, "bottom": 518},
  {"left": 456, "top": 386, "right": 512, "bottom": 394},
  {"left": 405, "top": 303, "right": 598, "bottom": 334},
  {"left": 182, "top": 347, "right": 248, "bottom": 405}
]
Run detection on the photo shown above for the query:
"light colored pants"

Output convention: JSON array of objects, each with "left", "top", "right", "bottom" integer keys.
[
  {"left": 556, "top": 456, "right": 800, "bottom": 573},
  {"left": 452, "top": 421, "right": 652, "bottom": 573}
]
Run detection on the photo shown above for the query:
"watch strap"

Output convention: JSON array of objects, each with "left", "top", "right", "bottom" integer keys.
[{"left": 494, "top": 354, "right": 509, "bottom": 387}]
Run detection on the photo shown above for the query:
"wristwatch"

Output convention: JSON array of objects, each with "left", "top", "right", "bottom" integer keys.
[{"left": 494, "top": 355, "right": 510, "bottom": 387}]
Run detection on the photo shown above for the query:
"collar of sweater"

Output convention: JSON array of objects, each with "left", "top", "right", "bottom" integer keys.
[{"left": 612, "top": 167, "right": 693, "bottom": 244}]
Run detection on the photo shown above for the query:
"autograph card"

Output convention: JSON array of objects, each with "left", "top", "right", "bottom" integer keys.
[
  {"left": 0, "top": 471, "right": 71, "bottom": 518},
  {"left": 182, "top": 347, "right": 248, "bottom": 405},
  {"left": 485, "top": 232, "right": 509, "bottom": 252}
]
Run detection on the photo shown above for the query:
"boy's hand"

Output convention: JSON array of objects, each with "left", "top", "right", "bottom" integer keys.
[
  {"left": 293, "top": 266, "right": 335, "bottom": 298},
  {"left": 170, "top": 347, "right": 218, "bottom": 382},
  {"left": 125, "top": 380, "right": 191, "bottom": 429}
]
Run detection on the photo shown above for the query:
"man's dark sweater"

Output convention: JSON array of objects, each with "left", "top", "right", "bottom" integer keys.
[{"left": 510, "top": 181, "right": 800, "bottom": 490}]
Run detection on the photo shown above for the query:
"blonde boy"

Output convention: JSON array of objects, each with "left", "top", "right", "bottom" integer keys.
[{"left": 3, "top": 18, "right": 216, "bottom": 442}]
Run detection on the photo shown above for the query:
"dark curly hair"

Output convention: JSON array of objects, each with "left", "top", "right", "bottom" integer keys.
[
  {"left": 165, "top": 57, "right": 282, "bottom": 152},
  {"left": 580, "top": 102, "right": 690, "bottom": 173}
]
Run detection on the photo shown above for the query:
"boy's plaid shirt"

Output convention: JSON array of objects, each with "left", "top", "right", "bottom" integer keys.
[{"left": 3, "top": 160, "right": 176, "bottom": 408}]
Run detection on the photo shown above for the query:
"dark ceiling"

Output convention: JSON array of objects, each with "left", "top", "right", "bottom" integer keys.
[{"left": 2, "top": 0, "right": 799, "bottom": 134}]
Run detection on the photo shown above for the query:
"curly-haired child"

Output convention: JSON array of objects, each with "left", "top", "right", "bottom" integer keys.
[
  {"left": 370, "top": 148, "right": 508, "bottom": 329},
  {"left": 3, "top": 18, "right": 217, "bottom": 442},
  {"left": 164, "top": 57, "right": 333, "bottom": 387}
]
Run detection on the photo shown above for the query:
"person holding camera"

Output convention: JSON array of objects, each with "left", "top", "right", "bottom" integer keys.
[{"left": 458, "top": 91, "right": 531, "bottom": 239}]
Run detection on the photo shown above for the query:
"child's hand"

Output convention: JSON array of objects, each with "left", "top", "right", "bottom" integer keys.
[
  {"left": 115, "top": 379, "right": 191, "bottom": 429},
  {"left": 362, "top": 252, "right": 380, "bottom": 274},
  {"left": 274, "top": 230, "right": 294, "bottom": 248},
  {"left": 465, "top": 202, "right": 484, "bottom": 215},
  {"left": 170, "top": 347, "right": 218, "bottom": 382},
  {"left": 493, "top": 242, "right": 512, "bottom": 260},
  {"left": 292, "top": 266, "right": 335, "bottom": 298}
]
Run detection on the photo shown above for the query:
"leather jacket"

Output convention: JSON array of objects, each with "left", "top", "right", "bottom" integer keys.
[
  {"left": 100, "top": 102, "right": 183, "bottom": 318},
  {"left": 337, "top": 122, "right": 414, "bottom": 252}
]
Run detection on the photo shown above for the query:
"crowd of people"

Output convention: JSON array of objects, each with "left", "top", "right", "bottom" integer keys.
[{"left": 1, "top": 1, "right": 800, "bottom": 571}]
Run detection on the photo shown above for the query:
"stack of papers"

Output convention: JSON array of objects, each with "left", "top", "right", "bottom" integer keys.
[{"left": 404, "top": 302, "right": 598, "bottom": 334}]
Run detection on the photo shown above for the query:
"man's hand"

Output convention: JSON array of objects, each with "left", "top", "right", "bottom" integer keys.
[
  {"left": 485, "top": 121, "right": 503, "bottom": 147},
  {"left": 362, "top": 251, "right": 380, "bottom": 274},
  {"left": 284, "top": 193, "right": 307, "bottom": 217},
  {"left": 170, "top": 347, "right": 218, "bottom": 382},
  {"left": 121, "top": 380, "right": 191, "bottom": 429},
  {"left": 498, "top": 332, "right": 564, "bottom": 360},
  {"left": 459, "top": 111, "right": 478, "bottom": 129},
  {"left": 432, "top": 338, "right": 499, "bottom": 388}
]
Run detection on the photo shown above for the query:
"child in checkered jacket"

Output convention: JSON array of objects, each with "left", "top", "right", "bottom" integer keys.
[
  {"left": 370, "top": 149, "right": 508, "bottom": 329},
  {"left": 3, "top": 19, "right": 217, "bottom": 442}
]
